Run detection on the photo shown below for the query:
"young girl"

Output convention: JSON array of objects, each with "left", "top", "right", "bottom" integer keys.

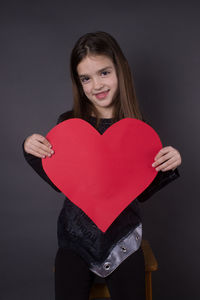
[{"left": 23, "top": 31, "right": 182, "bottom": 300}]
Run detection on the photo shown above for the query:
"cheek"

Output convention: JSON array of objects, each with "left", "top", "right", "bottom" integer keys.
[
  {"left": 82, "top": 85, "right": 91, "bottom": 95},
  {"left": 111, "top": 76, "right": 118, "bottom": 91}
]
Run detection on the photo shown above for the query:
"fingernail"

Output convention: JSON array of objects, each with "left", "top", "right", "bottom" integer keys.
[
  {"left": 51, "top": 150, "right": 54, "bottom": 154},
  {"left": 43, "top": 155, "right": 45, "bottom": 158}
]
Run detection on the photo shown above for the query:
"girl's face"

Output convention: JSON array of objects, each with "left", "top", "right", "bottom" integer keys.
[{"left": 77, "top": 55, "right": 118, "bottom": 118}]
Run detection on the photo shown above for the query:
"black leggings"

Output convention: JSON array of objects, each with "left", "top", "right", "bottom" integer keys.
[{"left": 54, "top": 246, "right": 146, "bottom": 300}]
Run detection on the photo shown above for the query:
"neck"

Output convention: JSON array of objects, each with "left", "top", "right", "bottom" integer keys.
[{"left": 91, "top": 107, "right": 114, "bottom": 119}]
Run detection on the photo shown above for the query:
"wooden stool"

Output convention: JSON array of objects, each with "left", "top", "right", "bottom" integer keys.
[{"left": 89, "top": 239, "right": 158, "bottom": 300}]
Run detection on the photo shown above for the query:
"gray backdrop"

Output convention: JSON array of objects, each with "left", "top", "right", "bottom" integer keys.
[{"left": 1, "top": 1, "right": 199, "bottom": 299}]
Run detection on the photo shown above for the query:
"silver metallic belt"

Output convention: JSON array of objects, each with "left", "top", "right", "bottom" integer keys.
[{"left": 89, "top": 223, "right": 142, "bottom": 277}]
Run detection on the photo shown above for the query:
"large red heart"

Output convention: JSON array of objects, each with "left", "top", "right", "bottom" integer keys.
[{"left": 42, "top": 118, "right": 162, "bottom": 232}]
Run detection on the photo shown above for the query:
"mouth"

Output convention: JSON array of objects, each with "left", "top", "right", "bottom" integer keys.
[{"left": 94, "top": 90, "right": 110, "bottom": 100}]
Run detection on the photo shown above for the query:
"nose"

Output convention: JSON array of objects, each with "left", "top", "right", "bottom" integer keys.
[{"left": 93, "top": 77, "right": 103, "bottom": 90}]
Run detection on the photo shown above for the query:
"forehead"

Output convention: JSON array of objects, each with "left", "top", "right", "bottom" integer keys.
[{"left": 77, "top": 55, "right": 114, "bottom": 75}]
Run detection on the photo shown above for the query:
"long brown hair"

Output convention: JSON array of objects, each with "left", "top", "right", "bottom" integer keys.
[{"left": 70, "top": 31, "right": 142, "bottom": 128}]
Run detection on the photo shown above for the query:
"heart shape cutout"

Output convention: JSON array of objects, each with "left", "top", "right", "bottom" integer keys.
[{"left": 42, "top": 118, "right": 162, "bottom": 232}]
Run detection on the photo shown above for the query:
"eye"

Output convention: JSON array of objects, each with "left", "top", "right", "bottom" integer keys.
[
  {"left": 101, "top": 70, "right": 110, "bottom": 76},
  {"left": 80, "top": 76, "right": 90, "bottom": 83}
]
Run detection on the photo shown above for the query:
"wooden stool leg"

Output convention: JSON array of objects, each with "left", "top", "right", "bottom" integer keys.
[
  {"left": 145, "top": 271, "right": 152, "bottom": 300},
  {"left": 89, "top": 283, "right": 110, "bottom": 299},
  {"left": 89, "top": 240, "right": 158, "bottom": 300}
]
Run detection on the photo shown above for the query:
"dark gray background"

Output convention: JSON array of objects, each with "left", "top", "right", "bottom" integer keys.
[{"left": 1, "top": 0, "right": 199, "bottom": 299}]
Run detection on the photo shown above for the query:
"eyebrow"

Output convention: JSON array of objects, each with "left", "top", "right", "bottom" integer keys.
[{"left": 78, "top": 66, "right": 113, "bottom": 78}]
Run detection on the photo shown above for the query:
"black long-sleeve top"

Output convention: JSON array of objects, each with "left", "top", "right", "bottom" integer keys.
[{"left": 23, "top": 110, "right": 180, "bottom": 266}]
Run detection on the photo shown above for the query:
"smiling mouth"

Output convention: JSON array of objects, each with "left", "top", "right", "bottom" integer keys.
[{"left": 94, "top": 90, "right": 110, "bottom": 100}]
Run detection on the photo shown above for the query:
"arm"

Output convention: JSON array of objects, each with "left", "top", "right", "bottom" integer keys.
[
  {"left": 22, "top": 139, "right": 61, "bottom": 192},
  {"left": 137, "top": 119, "right": 182, "bottom": 202},
  {"left": 137, "top": 168, "right": 180, "bottom": 202},
  {"left": 22, "top": 110, "right": 74, "bottom": 192},
  {"left": 138, "top": 145, "right": 181, "bottom": 202}
]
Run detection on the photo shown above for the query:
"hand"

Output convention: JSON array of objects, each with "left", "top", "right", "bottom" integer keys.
[
  {"left": 152, "top": 146, "right": 182, "bottom": 172},
  {"left": 24, "top": 133, "right": 54, "bottom": 158}
]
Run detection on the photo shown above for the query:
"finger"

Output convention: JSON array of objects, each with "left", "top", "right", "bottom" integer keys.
[
  {"left": 30, "top": 140, "right": 54, "bottom": 155},
  {"left": 32, "top": 134, "right": 52, "bottom": 148},
  {"left": 156, "top": 153, "right": 182, "bottom": 171},
  {"left": 154, "top": 146, "right": 174, "bottom": 160},
  {"left": 152, "top": 152, "right": 174, "bottom": 167},
  {"left": 161, "top": 162, "right": 179, "bottom": 172},
  {"left": 30, "top": 143, "right": 52, "bottom": 158},
  {"left": 155, "top": 157, "right": 177, "bottom": 171},
  {"left": 26, "top": 147, "right": 46, "bottom": 158}
]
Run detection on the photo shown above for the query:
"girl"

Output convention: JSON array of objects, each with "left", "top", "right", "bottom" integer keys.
[{"left": 23, "top": 31, "right": 182, "bottom": 300}]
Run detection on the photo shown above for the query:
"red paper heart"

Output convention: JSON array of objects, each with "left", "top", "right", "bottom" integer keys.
[{"left": 42, "top": 118, "right": 162, "bottom": 232}]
